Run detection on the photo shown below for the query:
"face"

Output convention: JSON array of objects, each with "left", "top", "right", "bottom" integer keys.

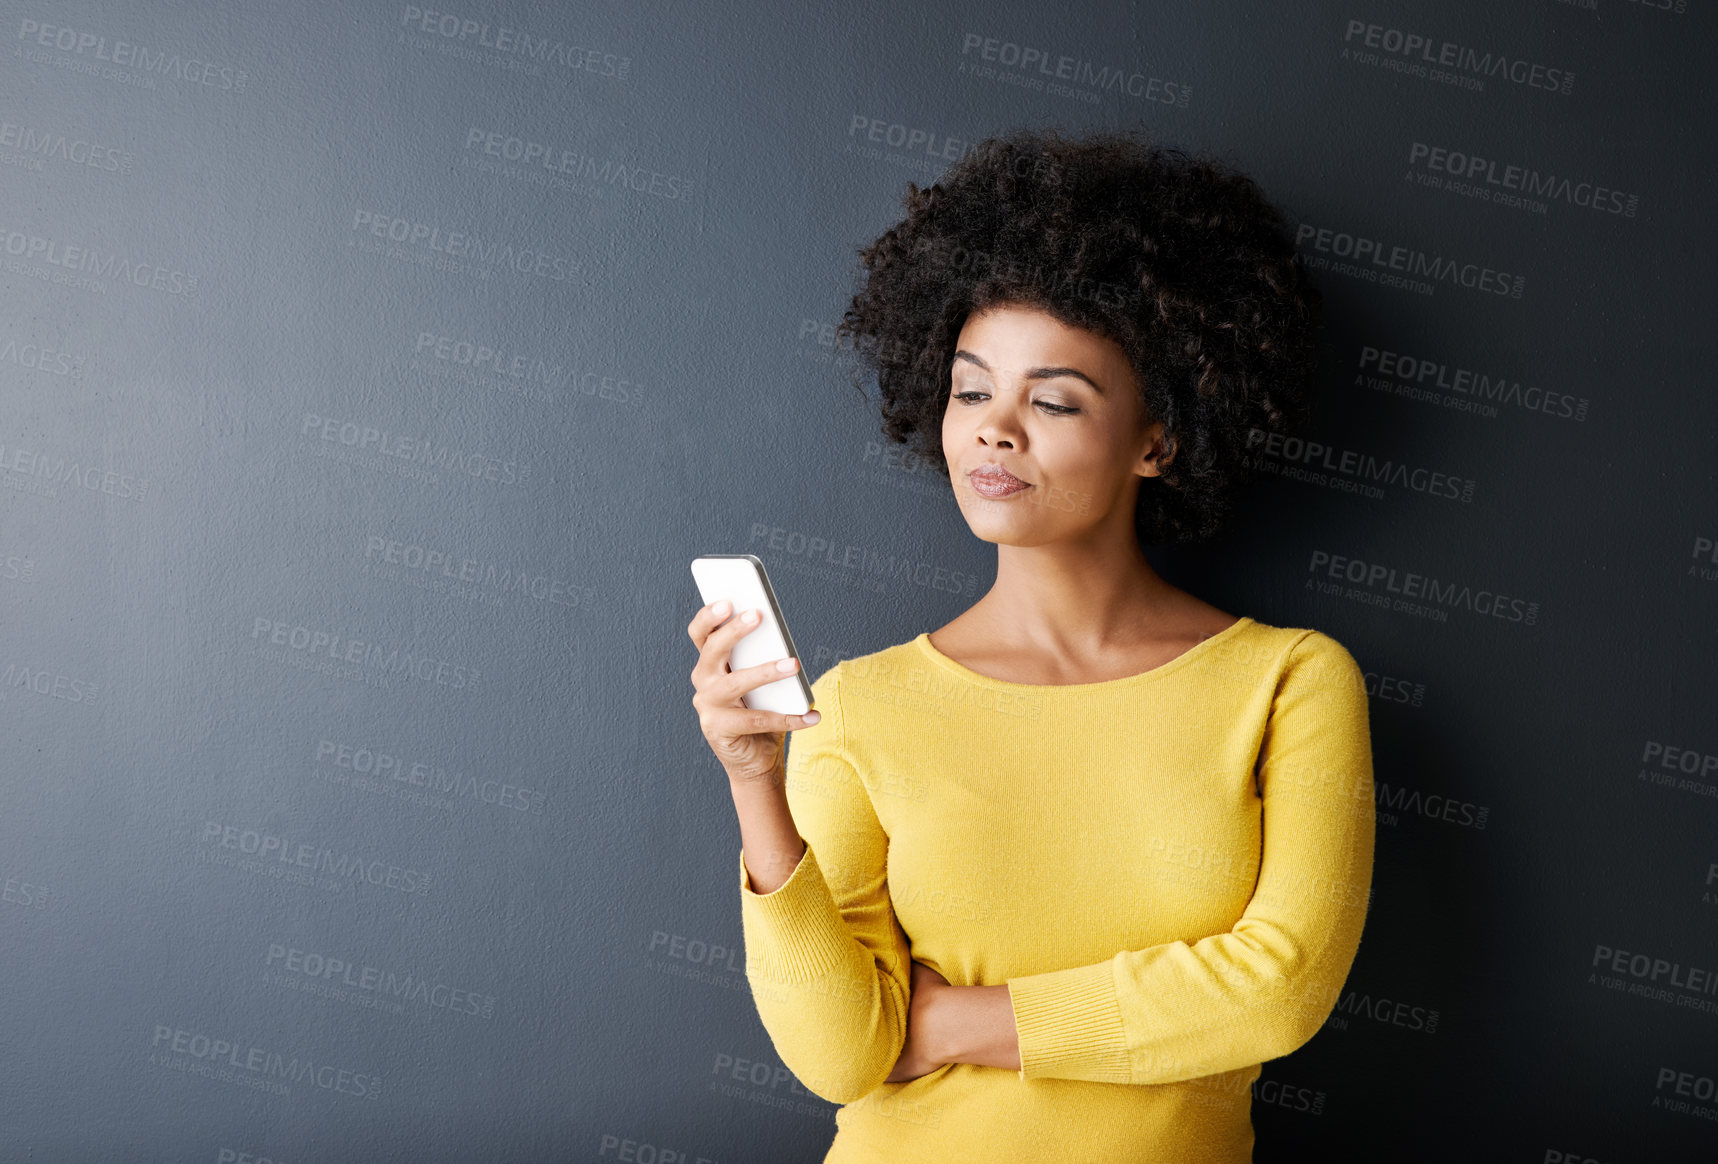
[{"left": 941, "top": 302, "right": 1166, "bottom": 546}]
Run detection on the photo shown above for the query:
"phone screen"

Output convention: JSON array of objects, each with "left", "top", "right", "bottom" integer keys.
[{"left": 690, "top": 554, "right": 812, "bottom": 716}]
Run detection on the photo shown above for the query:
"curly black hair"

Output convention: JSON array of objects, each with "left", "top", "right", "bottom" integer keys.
[{"left": 835, "top": 126, "right": 1325, "bottom": 546}]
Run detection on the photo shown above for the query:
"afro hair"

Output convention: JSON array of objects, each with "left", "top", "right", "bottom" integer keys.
[{"left": 835, "top": 125, "right": 1325, "bottom": 546}]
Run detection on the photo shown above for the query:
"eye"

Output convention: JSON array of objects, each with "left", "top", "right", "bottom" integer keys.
[{"left": 950, "top": 391, "right": 1080, "bottom": 416}]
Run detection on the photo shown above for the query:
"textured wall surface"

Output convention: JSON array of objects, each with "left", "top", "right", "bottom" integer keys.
[{"left": 2, "top": 1, "right": 1715, "bottom": 1160}]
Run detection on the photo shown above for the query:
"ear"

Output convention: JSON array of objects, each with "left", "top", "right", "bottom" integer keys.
[{"left": 1136, "top": 423, "right": 1174, "bottom": 479}]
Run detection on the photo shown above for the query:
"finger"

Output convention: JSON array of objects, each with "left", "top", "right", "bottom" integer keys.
[
  {"left": 695, "top": 605, "right": 769, "bottom": 678},
  {"left": 687, "top": 599, "right": 733, "bottom": 646},
  {"left": 714, "top": 654, "right": 801, "bottom": 704},
  {"left": 690, "top": 602, "right": 745, "bottom": 678},
  {"left": 713, "top": 605, "right": 766, "bottom": 647},
  {"left": 712, "top": 662, "right": 818, "bottom": 727},
  {"left": 700, "top": 703, "right": 820, "bottom": 740}
]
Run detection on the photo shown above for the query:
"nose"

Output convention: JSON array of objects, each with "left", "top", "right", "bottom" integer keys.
[{"left": 975, "top": 400, "right": 1025, "bottom": 449}]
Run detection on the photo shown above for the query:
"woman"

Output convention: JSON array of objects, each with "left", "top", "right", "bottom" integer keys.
[{"left": 687, "top": 127, "right": 1375, "bottom": 1162}]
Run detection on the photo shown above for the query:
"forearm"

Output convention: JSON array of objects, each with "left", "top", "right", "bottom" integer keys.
[
  {"left": 932, "top": 984, "right": 1021, "bottom": 1071},
  {"left": 735, "top": 795, "right": 911, "bottom": 1104},
  {"left": 730, "top": 777, "right": 806, "bottom": 894}
]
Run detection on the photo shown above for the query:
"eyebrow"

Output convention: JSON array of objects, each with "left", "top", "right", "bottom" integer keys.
[{"left": 951, "top": 350, "right": 1106, "bottom": 396}]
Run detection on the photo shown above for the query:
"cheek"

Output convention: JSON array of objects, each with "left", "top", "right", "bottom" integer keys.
[
  {"left": 1041, "top": 436, "right": 1128, "bottom": 495},
  {"left": 940, "top": 403, "right": 963, "bottom": 444}
]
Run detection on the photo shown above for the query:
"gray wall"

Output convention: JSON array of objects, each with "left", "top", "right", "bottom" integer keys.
[{"left": 3, "top": 1, "right": 1715, "bottom": 1161}]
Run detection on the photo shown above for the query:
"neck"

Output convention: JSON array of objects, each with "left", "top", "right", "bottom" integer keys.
[{"left": 975, "top": 532, "right": 1183, "bottom": 655}]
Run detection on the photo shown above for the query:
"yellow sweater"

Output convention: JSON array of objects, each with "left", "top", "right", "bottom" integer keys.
[{"left": 738, "top": 616, "right": 1375, "bottom": 1163}]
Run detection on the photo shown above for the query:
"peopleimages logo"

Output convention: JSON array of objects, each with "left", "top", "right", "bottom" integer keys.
[
  {"left": 1691, "top": 536, "right": 1718, "bottom": 584},
  {"left": 0, "top": 334, "right": 85, "bottom": 378},
  {"left": 1652, "top": 1067, "right": 1717, "bottom": 1121},
  {"left": 1406, "top": 142, "right": 1639, "bottom": 219},
  {"left": 265, "top": 943, "right": 496, "bottom": 1018},
  {"left": 17, "top": 18, "right": 250, "bottom": 92},
  {"left": 301, "top": 413, "right": 527, "bottom": 485},
  {"left": 461, "top": 128, "right": 694, "bottom": 201},
  {"left": 0, "top": 660, "right": 99, "bottom": 705},
  {"left": 0, "top": 222, "right": 199, "bottom": 295},
  {"left": 412, "top": 332, "right": 647, "bottom": 405},
  {"left": 1294, "top": 221, "right": 1524, "bottom": 299},
  {"left": 1374, "top": 781, "right": 1489, "bottom": 830},
  {"left": 957, "top": 31, "right": 1192, "bottom": 106},
  {"left": 199, "top": 821, "right": 432, "bottom": 895},
  {"left": 397, "top": 6, "right": 631, "bottom": 79},
  {"left": 250, "top": 616, "right": 480, "bottom": 691},
  {"left": 315, "top": 736, "right": 546, "bottom": 815},
  {"left": 0, "top": 434, "right": 147, "bottom": 501},
  {"left": 1636, "top": 739, "right": 1718, "bottom": 802},
  {"left": 148, "top": 1024, "right": 381, "bottom": 1099},
  {"left": 846, "top": 114, "right": 978, "bottom": 167},
  {"left": 2, "top": 874, "right": 49, "bottom": 910},
  {"left": 1306, "top": 549, "right": 1541, "bottom": 625},
  {"left": 0, "top": 118, "right": 134, "bottom": 175},
  {"left": 1341, "top": 19, "right": 1574, "bottom": 96},
  {"left": 363, "top": 534, "right": 593, "bottom": 613},
  {"left": 1327, "top": 988, "right": 1441, "bottom": 1034},
  {"left": 747, "top": 523, "right": 982, "bottom": 597},
  {"left": 349, "top": 208, "right": 578, "bottom": 283},
  {"left": 1245, "top": 428, "right": 1476, "bottom": 503},
  {"left": 1590, "top": 942, "right": 1718, "bottom": 1024},
  {"left": 1592, "top": 943, "right": 1718, "bottom": 999},
  {"left": 1356, "top": 345, "right": 1590, "bottom": 423}
]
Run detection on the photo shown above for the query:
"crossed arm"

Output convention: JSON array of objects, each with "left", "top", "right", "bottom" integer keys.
[
  {"left": 734, "top": 777, "right": 1018, "bottom": 1086},
  {"left": 884, "top": 962, "right": 1019, "bottom": 1080},
  {"left": 741, "top": 634, "right": 1375, "bottom": 1099}
]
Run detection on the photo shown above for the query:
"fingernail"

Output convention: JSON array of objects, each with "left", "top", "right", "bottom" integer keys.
[
  {"left": 743, "top": 609, "right": 760, "bottom": 623},
  {"left": 713, "top": 600, "right": 729, "bottom": 615},
  {"left": 775, "top": 658, "right": 796, "bottom": 672},
  {"left": 803, "top": 710, "right": 821, "bottom": 724}
]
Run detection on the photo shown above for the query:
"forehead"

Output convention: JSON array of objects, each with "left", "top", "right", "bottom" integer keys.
[
  {"left": 957, "top": 303, "right": 1116, "bottom": 353},
  {"left": 953, "top": 304, "right": 1132, "bottom": 380}
]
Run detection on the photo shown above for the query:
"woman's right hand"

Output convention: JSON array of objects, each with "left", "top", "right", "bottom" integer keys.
[{"left": 687, "top": 600, "right": 822, "bottom": 787}]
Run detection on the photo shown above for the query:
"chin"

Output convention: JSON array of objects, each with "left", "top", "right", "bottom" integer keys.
[{"left": 961, "top": 515, "right": 1051, "bottom": 544}]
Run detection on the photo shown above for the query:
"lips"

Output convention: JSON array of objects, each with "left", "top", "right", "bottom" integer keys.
[{"left": 969, "top": 464, "right": 1031, "bottom": 496}]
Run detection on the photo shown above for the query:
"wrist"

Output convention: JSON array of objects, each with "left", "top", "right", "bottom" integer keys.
[
  {"left": 726, "top": 766, "right": 786, "bottom": 798},
  {"left": 919, "top": 980, "right": 962, "bottom": 1065},
  {"left": 729, "top": 776, "right": 803, "bottom": 895},
  {"left": 936, "top": 985, "right": 1021, "bottom": 1070}
]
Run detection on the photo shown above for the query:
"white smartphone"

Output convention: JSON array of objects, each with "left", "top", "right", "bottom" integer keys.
[{"left": 690, "top": 554, "right": 813, "bottom": 716}]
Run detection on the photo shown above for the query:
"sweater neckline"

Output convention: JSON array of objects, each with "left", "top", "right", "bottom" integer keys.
[{"left": 912, "top": 615, "right": 1255, "bottom": 694}]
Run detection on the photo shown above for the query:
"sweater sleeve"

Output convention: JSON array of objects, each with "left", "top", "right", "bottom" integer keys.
[
  {"left": 1004, "top": 630, "right": 1377, "bottom": 1085},
  {"left": 737, "top": 662, "right": 914, "bottom": 1104}
]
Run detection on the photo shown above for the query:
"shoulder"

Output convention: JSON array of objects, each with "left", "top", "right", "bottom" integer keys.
[
  {"left": 1233, "top": 617, "right": 1360, "bottom": 671},
  {"left": 803, "top": 636, "right": 947, "bottom": 728},
  {"left": 1213, "top": 618, "right": 1366, "bottom": 704},
  {"left": 1255, "top": 625, "right": 1370, "bottom": 727},
  {"left": 1286, "top": 626, "right": 1364, "bottom": 683},
  {"left": 808, "top": 636, "right": 925, "bottom": 692}
]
